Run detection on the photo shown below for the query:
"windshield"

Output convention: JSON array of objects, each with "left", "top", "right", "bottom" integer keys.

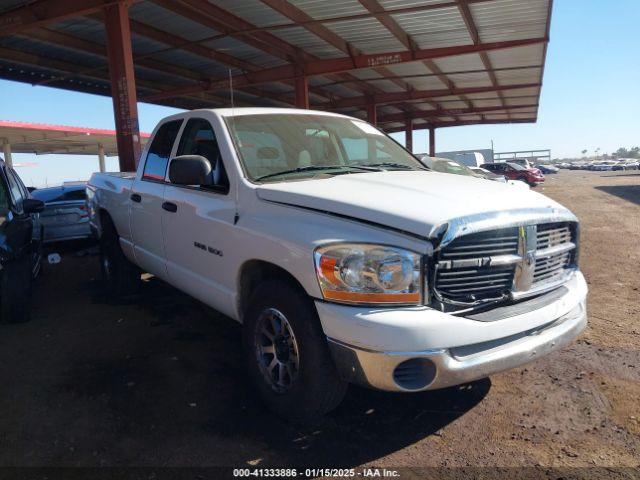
[
  {"left": 32, "top": 186, "right": 86, "bottom": 202},
  {"left": 225, "top": 114, "right": 425, "bottom": 182},
  {"left": 506, "top": 162, "right": 526, "bottom": 171}
]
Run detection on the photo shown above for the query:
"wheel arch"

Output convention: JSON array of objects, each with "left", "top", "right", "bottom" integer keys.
[
  {"left": 237, "top": 259, "right": 310, "bottom": 322},
  {"left": 96, "top": 208, "right": 116, "bottom": 239}
]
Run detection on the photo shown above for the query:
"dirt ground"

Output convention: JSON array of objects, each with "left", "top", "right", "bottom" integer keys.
[{"left": 0, "top": 169, "right": 638, "bottom": 470}]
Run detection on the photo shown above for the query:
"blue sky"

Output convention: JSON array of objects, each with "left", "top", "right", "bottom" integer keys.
[{"left": 1, "top": 0, "right": 638, "bottom": 187}]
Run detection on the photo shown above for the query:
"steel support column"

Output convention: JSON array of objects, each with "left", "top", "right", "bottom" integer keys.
[
  {"left": 429, "top": 127, "right": 436, "bottom": 157},
  {"left": 366, "top": 103, "right": 377, "bottom": 125},
  {"left": 98, "top": 144, "right": 106, "bottom": 172},
  {"left": 2, "top": 139, "right": 12, "bottom": 168},
  {"left": 295, "top": 76, "right": 309, "bottom": 109},
  {"left": 405, "top": 118, "right": 413, "bottom": 153},
  {"left": 104, "top": 1, "right": 141, "bottom": 171}
]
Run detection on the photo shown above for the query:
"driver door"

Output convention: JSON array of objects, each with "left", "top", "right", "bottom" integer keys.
[{"left": 161, "top": 117, "right": 236, "bottom": 314}]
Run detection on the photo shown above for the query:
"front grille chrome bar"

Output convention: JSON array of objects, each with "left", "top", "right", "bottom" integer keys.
[{"left": 431, "top": 215, "right": 579, "bottom": 313}]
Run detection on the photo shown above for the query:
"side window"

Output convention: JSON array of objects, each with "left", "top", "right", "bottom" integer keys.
[
  {"left": 6, "top": 168, "right": 25, "bottom": 214},
  {"left": 176, "top": 118, "right": 229, "bottom": 192},
  {"left": 142, "top": 120, "right": 182, "bottom": 182},
  {"left": 0, "top": 172, "right": 10, "bottom": 215}
]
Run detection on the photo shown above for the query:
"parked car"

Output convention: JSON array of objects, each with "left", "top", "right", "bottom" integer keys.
[
  {"left": 31, "top": 184, "right": 91, "bottom": 243},
  {"left": 0, "top": 157, "right": 44, "bottom": 323},
  {"left": 505, "top": 158, "right": 534, "bottom": 169},
  {"left": 480, "top": 161, "right": 545, "bottom": 186},
  {"left": 611, "top": 161, "right": 629, "bottom": 171},
  {"left": 622, "top": 160, "right": 639, "bottom": 170},
  {"left": 88, "top": 108, "right": 587, "bottom": 420},
  {"left": 538, "top": 164, "right": 559, "bottom": 174},
  {"left": 421, "top": 156, "right": 506, "bottom": 182},
  {"left": 591, "top": 162, "right": 616, "bottom": 171},
  {"left": 467, "top": 166, "right": 507, "bottom": 182}
]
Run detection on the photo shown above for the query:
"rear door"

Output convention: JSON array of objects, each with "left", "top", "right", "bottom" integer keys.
[
  {"left": 161, "top": 116, "right": 237, "bottom": 315},
  {"left": 130, "top": 119, "right": 182, "bottom": 280}
]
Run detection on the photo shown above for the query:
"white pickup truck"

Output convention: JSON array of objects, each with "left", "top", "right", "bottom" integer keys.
[{"left": 88, "top": 108, "right": 587, "bottom": 420}]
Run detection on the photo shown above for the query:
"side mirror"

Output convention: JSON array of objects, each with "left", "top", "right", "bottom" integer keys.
[
  {"left": 23, "top": 198, "right": 45, "bottom": 214},
  {"left": 168, "top": 155, "right": 212, "bottom": 186}
]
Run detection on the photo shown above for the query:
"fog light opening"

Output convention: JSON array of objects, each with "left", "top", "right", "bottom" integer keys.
[{"left": 393, "top": 358, "right": 437, "bottom": 391}]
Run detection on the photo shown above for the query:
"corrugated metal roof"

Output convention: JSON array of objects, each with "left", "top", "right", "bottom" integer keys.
[
  {"left": 294, "top": 0, "right": 369, "bottom": 21},
  {"left": 392, "top": 6, "right": 472, "bottom": 49},
  {"left": 470, "top": 0, "right": 549, "bottom": 43},
  {"left": 0, "top": 0, "right": 552, "bottom": 126},
  {"left": 270, "top": 26, "right": 345, "bottom": 59},
  {"left": 324, "top": 17, "right": 406, "bottom": 54},
  {"left": 129, "top": 2, "right": 219, "bottom": 41}
]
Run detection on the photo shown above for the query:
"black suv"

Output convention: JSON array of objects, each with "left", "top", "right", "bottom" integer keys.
[{"left": 0, "top": 158, "right": 45, "bottom": 323}]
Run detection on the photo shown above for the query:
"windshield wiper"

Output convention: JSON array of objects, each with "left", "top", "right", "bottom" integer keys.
[
  {"left": 361, "top": 162, "right": 427, "bottom": 171},
  {"left": 255, "top": 165, "right": 366, "bottom": 181}
]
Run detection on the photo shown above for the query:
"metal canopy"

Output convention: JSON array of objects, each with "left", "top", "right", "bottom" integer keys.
[
  {"left": 0, "top": 0, "right": 552, "bottom": 134},
  {"left": 0, "top": 120, "right": 150, "bottom": 156}
]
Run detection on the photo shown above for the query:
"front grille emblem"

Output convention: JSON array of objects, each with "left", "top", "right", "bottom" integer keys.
[{"left": 513, "top": 225, "right": 537, "bottom": 292}]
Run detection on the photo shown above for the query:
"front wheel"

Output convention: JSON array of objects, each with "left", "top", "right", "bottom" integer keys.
[
  {"left": 242, "top": 280, "right": 347, "bottom": 422},
  {"left": 517, "top": 175, "right": 532, "bottom": 186}
]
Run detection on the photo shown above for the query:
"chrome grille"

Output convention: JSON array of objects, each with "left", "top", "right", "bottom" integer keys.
[
  {"left": 532, "top": 223, "right": 574, "bottom": 287},
  {"left": 536, "top": 223, "right": 572, "bottom": 249},
  {"left": 435, "top": 228, "right": 518, "bottom": 302},
  {"left": 434, "top": 222, "right": 576, "bottom": 310}
]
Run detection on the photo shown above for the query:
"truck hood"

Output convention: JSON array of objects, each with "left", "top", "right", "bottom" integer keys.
[{"left": 256, "top": 170, "right": 568, "bottom": 237}]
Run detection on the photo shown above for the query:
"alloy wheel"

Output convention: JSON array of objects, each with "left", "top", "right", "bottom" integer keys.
[{"left": 254, "top": 308, "right": 300, "bottom": 393}]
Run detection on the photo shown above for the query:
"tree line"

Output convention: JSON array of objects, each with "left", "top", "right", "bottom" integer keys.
[{"left": 614, "top": 146, "right": 640, "bottom": 158}]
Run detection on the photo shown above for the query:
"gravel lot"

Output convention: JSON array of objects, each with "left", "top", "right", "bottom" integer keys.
[{"left": 0, "top": 169, "right": 638, "bottom": 469}]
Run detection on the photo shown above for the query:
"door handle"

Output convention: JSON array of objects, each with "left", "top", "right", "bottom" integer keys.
[
  {"left": 130, "top": 193, "right": 142, "bottom": 203},
  {"left": 162, "top": 201, "right": 178, "bottom": 213}
]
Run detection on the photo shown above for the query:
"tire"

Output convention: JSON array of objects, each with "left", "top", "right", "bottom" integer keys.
[
  {"left": 99, "top": 216, "right": 140, "bottom": 298},
  {"left": 0, "top": 256, "right": 32, "bottom": 324},
  {"left": 242, "top": 280, "right": 347, "bottom": 422},
  {"left": 516, "top": 175, "right": 529, "bottom": 185}
]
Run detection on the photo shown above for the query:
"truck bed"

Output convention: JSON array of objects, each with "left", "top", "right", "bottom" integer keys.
[{"left": 87, "top": 171, "right": 136, "bottom": 241}]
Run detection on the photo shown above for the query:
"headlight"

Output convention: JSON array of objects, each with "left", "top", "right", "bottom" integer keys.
[{"left": 314, "top": 244, "right": 423, "bottom": 305}]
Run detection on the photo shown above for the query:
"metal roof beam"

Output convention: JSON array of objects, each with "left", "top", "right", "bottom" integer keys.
[
  {"left": 141, "top": 37, "right": 546, "bottom": 102},
  {"left": 0, "top": 0, "right": 124, "bottom": 36},
  {"left": 457, "top": 0, "right": 507, "bottom": 116},
  {"left": 259, "top": 0, "right": 419, "bottom": 111},
  {"left": 0, "top": 45, "right": 240, "bottom": 109},
  {"left": 360, "top": 0, "right": 450, "bottom": 112},
  {"left": 146, "top": 1, "right": 373, "bottom": 100},
  {"left": 384, "top": 118, "right": 534, "bottom": 133},
  {"left": 153, "top": 0, "right": 378, "bottom": 98},
  {"left": 377, "top": 104, "right": 539, "bottom": 123},
  {"left": 324, "top": 83, "right": 540, "bottom": 109}
]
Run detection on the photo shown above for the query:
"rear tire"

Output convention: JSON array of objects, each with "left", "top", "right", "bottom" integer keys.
[
  {"left": 242, "top": 280, "right": 347, "bottom": 423},
  {"left": 0, "top": 257, "right": 32, "bottom": 324},
  {"left": 99, "top": 216, "right": 140, "bottom": 298}
]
